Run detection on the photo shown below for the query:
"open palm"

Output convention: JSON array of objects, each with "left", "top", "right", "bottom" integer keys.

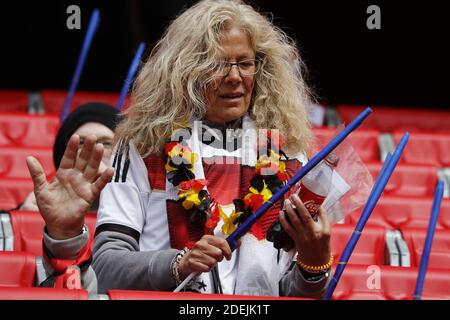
[{"left": 26, "top": 134, "right": 114, "bottom": 240}]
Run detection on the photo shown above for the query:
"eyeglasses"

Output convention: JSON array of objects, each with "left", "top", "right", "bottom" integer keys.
[{"left": 214, "top": 58, "right": 261, "bottom": 77}]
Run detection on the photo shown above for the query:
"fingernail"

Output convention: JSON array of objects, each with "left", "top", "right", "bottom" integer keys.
[{"left": 284, "top": 199, "right": 291, "bottom": 207}]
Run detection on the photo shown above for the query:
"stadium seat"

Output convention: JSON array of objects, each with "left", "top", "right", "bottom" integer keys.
[
  {"left": 41, "top": 89, "right": 120, "bottom": 114},
  {"left": 345, "top": 196, "right": 450, "bottom": 230},
  {"left": 336, "top": 105, "right": 450, "bottom": 133},
  {"left": 0, "top": 287, "right": 88, "bottom": 300},
  {"left": 401, "top": 228, "right": 450, "bottom": 270},
  {"left": 312, "top": 127, "right": 380, "bottom": 161},
  {"left": 0, "top": 178, "right": 34, "bottom": 210},
  {"left": 393, "top": 131, "right": 450, "bottom": 167},
  {"left": 0, "top": 146, "right": 54, "bottom": 179},
  {"left": 0, "top": 91, "right": 28, "bottom": 113},
  {"left": 331, "top": 225, "right": 387, "bottom": 265},
  {"left": 9, "top": 210, "right": 46, "bottom": 255},
  {"left": 9, "top": 210, "right": 97, "bottom": 255},
  {"left": 0, "top": 112, "right": 60, "bottom": 147},
  {"left": 108, "top": 290, "right": 310, "bottom": 300},
  {"left": 0, "top": 251, "right": 36, "bottom": 287},
  {"left": 365, "top": 162, "right": 437, "bottom": 197},
  {"left": 332, "top": 265, "right": 450, "bottom": 300}
]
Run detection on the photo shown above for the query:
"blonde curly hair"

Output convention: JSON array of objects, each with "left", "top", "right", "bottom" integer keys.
[{"left": 117, "top": 0, "right": 313, "bottom": 157}]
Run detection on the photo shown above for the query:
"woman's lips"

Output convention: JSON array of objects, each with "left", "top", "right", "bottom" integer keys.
[
  {"left": 219, "top": 93, "right": 244, "bottom": 103},
  {"left": 220, "top": 96, "right": 243, "bottom": 103}
]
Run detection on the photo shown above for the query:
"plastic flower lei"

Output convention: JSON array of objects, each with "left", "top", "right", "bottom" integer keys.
[{"left": 164, "top": 129, "right": 288, "bottom": 237}]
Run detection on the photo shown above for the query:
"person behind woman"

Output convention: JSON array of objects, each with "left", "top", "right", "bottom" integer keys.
[
  {"left": 44, "top": 0, "right": 332, "bottom": 297},
  {"left": 19, "top": 103, "right": 117, "bottom": 212},
  {"left": 25, "top": 103, "right": 118, "bottom": 289},
  {"left": 22, "top": 102, "right": 118, "bottom": 215}
]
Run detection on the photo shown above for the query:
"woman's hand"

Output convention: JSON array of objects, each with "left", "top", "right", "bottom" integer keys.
[
  {"left": 279, "top": 194, "right": 331, "bottom": 267},
  {"left": 177, "top": 235, "right": 232, "bottom": 280},
  {"left": 26, "top": 134, "right": 114, "bottom": 240}
]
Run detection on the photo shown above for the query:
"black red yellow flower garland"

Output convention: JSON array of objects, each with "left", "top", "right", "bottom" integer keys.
[{"left": 164, "top": 131, "right": 288, "bottom": 237}]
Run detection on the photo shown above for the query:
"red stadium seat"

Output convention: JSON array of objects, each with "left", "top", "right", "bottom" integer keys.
[
  {"left": 41, "top": 89, "right": 120, "bottom": 114},
  {"left": 393, "top": 131, "right": 450, "bottom": 167},
  {"left": 0, "top": 287, "right": 88, "bottom": 300},
  {"left": 108, "top": 290, "right": 310, "bottom": 300},
  {"left": 401, "top": 228, "right": 450, "bottom": 270},
  {"left": 345, "top": 196, "right": 450, "bottom": 230},
  {"left": 0, "top": 146, "right": 54, "bottom": 179},
  {"left": 0, "top": 91, "right": 28, "bottom": 113},
  {"left": 10, "top": 210, "right": 45, "bottom": 255},
  {"left": 9, "top": 210, "right": 97, "bottom": 255},
  {"left": 312, "top": 127, "right": 380, "bottom": 161},
  {"left": 0, "top": 178, "right": 34, "bottom": 210},
  {"left": 331, "top": 225, "right": 387, "bottom": 265},
  {"left": 0, "top": 112, "right": 60, "bottom": 147},
  {"left": 0, "top": 252, "right": 36, "bottom": 287},
  {"left": 365, "top": 162, "right": 437, "bottom": 197},
  {"left": 336, "top": 105, "right": 450, "bottom": 133},
  {"left": 332, "top": 265, "right": 450, "bottom": 300}
]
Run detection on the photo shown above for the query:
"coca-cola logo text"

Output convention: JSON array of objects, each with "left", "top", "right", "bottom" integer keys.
[{"left": 303, "top": 200, "right": 321, "bottom": 214}]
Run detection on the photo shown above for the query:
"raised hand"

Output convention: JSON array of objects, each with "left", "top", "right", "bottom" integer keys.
[{"left": 26, "top": 134, "right": 114, "bottom": 240}]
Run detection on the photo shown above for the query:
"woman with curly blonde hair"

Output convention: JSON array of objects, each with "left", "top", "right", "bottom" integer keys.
[
  {"left": 41, "top": 0, "right": 332, "bottom": 297},
  {"left": 117, "top": 0, "right": 312, "bottom": 157}
]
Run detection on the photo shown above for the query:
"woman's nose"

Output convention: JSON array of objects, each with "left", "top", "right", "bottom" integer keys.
[{"left": 225, "top": 64, "right": 242, "bottom": 83}]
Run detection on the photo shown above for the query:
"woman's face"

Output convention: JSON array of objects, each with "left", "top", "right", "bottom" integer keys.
[{"left": 205, "top": 27, "right": 256, "bottom": 124}]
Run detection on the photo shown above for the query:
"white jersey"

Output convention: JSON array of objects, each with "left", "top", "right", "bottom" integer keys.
[{"left": 96, "top": 115, "right": 310, "bottom": 295}]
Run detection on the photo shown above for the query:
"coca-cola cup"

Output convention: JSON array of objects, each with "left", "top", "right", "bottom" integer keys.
[{"left": 267, "top": 153, "right": 339, "bottom": 251}]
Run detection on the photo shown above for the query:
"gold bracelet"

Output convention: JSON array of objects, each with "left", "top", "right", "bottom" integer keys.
[{"left": 296, "top": 255, "right": 334, "bottom": 273}]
